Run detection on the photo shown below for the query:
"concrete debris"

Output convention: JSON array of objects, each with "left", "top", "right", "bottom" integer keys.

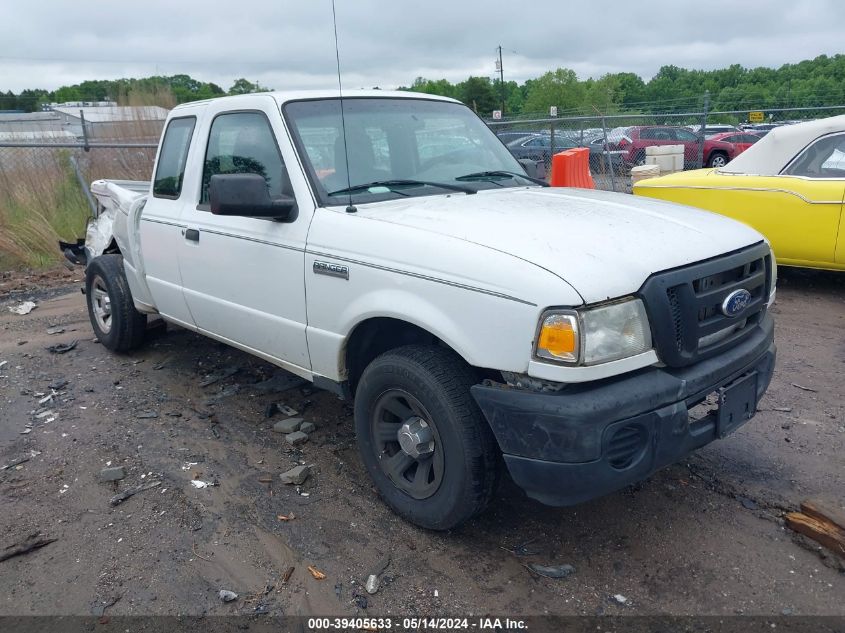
[
  {"left": 48, "top": 379, "right": 68, "bottom": 391},
  {"left": 613, "top": 594, "right": 629, "bottom": 605},
  {"left": 190, "top": 480, "right": 216, "bottom": 489},
  {"left": 365, "top": 574, "right": 380, "bottom": 594},
  {"left": 218, "top": 590, "right": 238, "bottom": 603},
  {"left": 300, "top": 421, "right": 316, "bottom": 434},
  {"left": 277, "top": 404, "right": 298, "bottom": 417},
  {"left": 279, "top": 465, "right": 311, "bottom": 485},
  {"left": 273, "top": 418, "right": 303, "bottom": 434},
  {"left": 46, "top": 326, "right": 65, "bottom": 335},
  {"left": 99, "top": 466, "right": 126, "bottom": 482},
  {"left": 8, "top": 301, "right": 36, "bottom": 315},
  {"left": 285, "top": 431, "right": 309, "bottom": 446}
]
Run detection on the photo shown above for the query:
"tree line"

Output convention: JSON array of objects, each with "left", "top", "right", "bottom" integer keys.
[
  {"left": 2, "top": 54, "right": 844, "bottom": 117},
  {"left": 0, "top": 75, "right": 270, "bottom": 112}
]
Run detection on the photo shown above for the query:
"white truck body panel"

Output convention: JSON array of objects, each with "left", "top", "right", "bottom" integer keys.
[{"left": 86, "top": 90, "right": 767, "bottom": 386}]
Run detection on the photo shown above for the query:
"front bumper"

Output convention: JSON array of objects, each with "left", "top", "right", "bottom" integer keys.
[{"left": 471, "top": 314, "right": 775, "bottom": 506}]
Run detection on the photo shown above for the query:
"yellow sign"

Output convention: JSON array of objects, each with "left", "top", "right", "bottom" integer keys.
[{"left": 749, "top": 111, "right": 765, "bottom": 123}]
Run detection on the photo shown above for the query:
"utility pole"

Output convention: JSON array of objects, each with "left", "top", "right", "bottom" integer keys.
[{"left": 496, "top": 45, "right": 505, "bottom": 116}]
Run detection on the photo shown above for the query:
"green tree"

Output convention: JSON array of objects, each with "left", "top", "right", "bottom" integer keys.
[
  {"left": 456, "top": 76, "right": 497, "bottom": 114},
  {"left": 228, "top": 78, "right": 271, "bottom": 95},
  {"left": 523, "top": 68, "right": 586, "bottom": 115}
]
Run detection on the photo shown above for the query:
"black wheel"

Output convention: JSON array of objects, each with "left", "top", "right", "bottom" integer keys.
[
  {"left": 708, "top": 152, "right": 728, "bottom": 168},
  {"left": 85, "top": 254, "right": 147, "bottom": 352},
  {"left": 354, "top": 345, "right": 499, "bottom": 530}
]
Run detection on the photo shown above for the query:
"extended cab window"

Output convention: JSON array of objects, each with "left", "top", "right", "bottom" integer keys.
[
  {"left": 200, "top": 112, "right": 287, "bottom": 205},
  {"left": 783, "top": 133, "right": 845, "bottom": 178},
  {"left": 153, "top": 117, "right": 196, "bottom": 199}
]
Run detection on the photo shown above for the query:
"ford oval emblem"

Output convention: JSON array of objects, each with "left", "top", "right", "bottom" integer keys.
[{"left": 721, "top": 289, "right": 752, "bottom": 317}]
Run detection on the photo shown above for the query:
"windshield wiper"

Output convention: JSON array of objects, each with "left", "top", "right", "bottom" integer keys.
[
  {"left": 455, "top": 171, "right": 549, "bottom": 187},
  {"left": 328, "top": 179, "right": 476, "bottom": 196}
]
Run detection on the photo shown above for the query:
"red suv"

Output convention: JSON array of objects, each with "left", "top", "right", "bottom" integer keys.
[{"left": 609, "top": 126, "right": 702, "bottom": 169}]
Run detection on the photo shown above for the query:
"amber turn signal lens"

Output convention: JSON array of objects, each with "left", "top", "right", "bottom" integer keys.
[{"left": 536, "top": 314, "right": 578, "bottom": 362}]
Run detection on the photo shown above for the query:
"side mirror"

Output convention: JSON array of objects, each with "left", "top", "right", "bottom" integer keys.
[
  {"left": 209, "top": 173, "right": 297, "bottom": 221},
  {"left": 518, "top": 158, "right": 546, "bottom": 181}
]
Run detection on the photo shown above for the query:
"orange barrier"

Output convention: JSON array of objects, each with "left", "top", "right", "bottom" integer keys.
[{"left": 549, "top": 147, "right": 595, "bottom": 189}]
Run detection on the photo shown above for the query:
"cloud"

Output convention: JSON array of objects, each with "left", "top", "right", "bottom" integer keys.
[{"left": 1, "top": 0, "right": 843, "bottom": 93}]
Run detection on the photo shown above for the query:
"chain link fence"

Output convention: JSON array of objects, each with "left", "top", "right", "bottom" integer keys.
[
  {"left": 487, "top": 103, "right": 845, "bottom": 192},
  {"left": 0, "top": 138, "right": 157, "bottom": 266}
]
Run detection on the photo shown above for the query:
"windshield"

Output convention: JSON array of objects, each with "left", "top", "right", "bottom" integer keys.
[{"left": 283, "top": 97, "right": 532, "bottom": 205}]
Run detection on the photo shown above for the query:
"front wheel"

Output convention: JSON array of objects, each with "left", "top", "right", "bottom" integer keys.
[
  {"left": 85, "top": 254, "right": 147, "bottom": 352},
  {"left": 353, "top": 345, "right": 499, "bottom": 530}
]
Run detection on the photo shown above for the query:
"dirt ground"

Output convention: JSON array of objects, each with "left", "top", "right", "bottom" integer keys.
[{"left": 0, "top": 265, "right": 843, "bottom": 618}]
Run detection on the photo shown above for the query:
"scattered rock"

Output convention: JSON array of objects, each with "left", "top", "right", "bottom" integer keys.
[
  {"left": 279, "top": 465, "right": 311, "bottom": 485},
  {"left": 199, "top": 366, "right": 238, "bottom": 387},
  {"left": 365, "top": 574, "right": 380, "bottom": 594},
  {"left": 273, "top": 418, "right": 303, "bottom": 434},
  {"left": 48, "top": 379, "right": 69, "bottom": 391},
  {"left": 527, "top": 563, "right": 576, "bottom": 579},
  {"left": 99, "top": 466, "right": 126, "bottom": 482},
  {"left": 46, "top": 340, "right": 78, "bottom": 354},
  {"left": 277, "top": 404, "right": 298, "bottom": 417},
  {"left": 613, "top": 594, "right": 628, "bottom": 605},
  {"left": 190, "top": 480, "right": 216, "bottom": 489},
  {"left": 285, "top": 431, "right": 309, "bottom": 446},
  {"left": 353, "top": 595, "right": 368, "bottom": 609},
  {"left": 136, "top": 411, "right": 158, "bottom": 419},
  {"left": 46, "top": 326, "right": 65, "bottom": 335},
  {"left": 738, "top": 496, "right": 758, "bottom": 510},
  {"left": 300, "top": 421, "right": 316, "bottom": 434},
  {"left": 8, "top": 301, "right": 36, "bottom": 315},
  {"left": 109, "top": 480, "right": 162, "bottom": 506},
  {"left": 218, "top": 590, "right": 238, "bottom": 603}
]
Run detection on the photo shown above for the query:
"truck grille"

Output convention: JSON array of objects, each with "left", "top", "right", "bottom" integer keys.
[{"left": 639, "top": 243, "right": 771, "bottom": 368}]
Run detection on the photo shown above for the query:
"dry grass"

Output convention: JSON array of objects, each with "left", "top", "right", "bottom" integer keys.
[{"left": 0, "top": 88, "right": 167, "bottom": 270}]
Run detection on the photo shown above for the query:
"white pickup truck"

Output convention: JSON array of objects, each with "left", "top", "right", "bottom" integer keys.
[{"left": 80, "top": 90, "right": 777, "bottom": 530}]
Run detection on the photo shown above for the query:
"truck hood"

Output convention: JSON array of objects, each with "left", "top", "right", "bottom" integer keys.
[{"left": 356, "top": 187, "right": 764, "bottom": 304}]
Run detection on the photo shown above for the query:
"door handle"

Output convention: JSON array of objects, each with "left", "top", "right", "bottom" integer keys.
[{"left": 184, "top": 228, "right": 200, "bottom": 242}]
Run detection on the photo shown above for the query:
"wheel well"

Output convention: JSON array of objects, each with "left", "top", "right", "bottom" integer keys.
[{"left": 344, "top": 318, "right": 443, "bottom": 394}]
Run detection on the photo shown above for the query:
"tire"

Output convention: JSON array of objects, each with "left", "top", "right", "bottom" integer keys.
[
  {"left": 708, "top": 152, "right": 728, "bottom": 168},
  {"left": 353, "top": 345, "right": 499, "bottom": 530},
  {"left": 85, "top": 254, "right": 147, "bottom": 352}
]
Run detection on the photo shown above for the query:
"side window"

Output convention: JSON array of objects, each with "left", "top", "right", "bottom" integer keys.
[
  {"left": 200, "top": 112, "right": 287, "bottom": 205},
  {"left": 153, "top": 117, "right": 195, "bottom": 199},
  {"left": 639, "top": 128, "right": 656, "bottom": 140},
  {"left": 783, "top": 133, "right": 845, "bottom": 178},
  {"left": 673, "top": 128, "right": 698, "bottom": 142}
]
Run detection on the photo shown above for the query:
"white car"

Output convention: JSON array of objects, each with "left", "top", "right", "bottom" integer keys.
[{"left": 81, "top": 90, "right": 777, "bottom": 529}]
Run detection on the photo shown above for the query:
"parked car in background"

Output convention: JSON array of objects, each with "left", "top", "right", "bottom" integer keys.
[
  {"left": 495, "top": 130, "right": 543, "bottom": 145},
  {"left": 505, "top": 132, "right": 578, "bottom": 165},
  {"left": 634, "top": 115, "right": 845, "bottom": 271},
  {"left": 586, "top": 135, "right": 626, "bottom": 172},
  {"left": 609, "top": 125, "right": 702, "bottom": 168},
  {"left": 704, "top": 132, "right": 762, "bottom": 167},
  {"left": 689, "top": 124, "right": 741, "bottom": 138}
]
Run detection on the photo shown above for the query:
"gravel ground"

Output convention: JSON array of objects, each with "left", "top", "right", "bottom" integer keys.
[{"left": 0, "top": 266, "right": 842, "bottom": 618}]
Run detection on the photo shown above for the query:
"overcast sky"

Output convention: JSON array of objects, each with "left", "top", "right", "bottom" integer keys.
[{"left": 1, "top": 0, "right": 843, "bottom": 94}]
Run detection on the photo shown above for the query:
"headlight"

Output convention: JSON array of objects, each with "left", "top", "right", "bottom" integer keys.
[{"left": 535, "top": 298, "right": 653, "bottom": 366}]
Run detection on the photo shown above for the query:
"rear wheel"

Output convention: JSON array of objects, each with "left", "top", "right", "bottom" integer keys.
[
  {"left": 85, "top": 255, "right": 147, "bottom": 352},
  {"left": 353, "top": 345, "right": 499, "bottom": 530},
  {"left": 708, "top": 152, "right": 728, "bottom": 168}
]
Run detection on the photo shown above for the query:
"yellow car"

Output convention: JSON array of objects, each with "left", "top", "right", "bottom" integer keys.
[{"left": 634, "top": 116, "right": 845, "bottom": 271}]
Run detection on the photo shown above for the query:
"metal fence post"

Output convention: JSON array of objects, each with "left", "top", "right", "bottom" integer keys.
[
  {"left": 80, "top": 110, "right": 90, "bottom": 152},
  {"left": 549, "top": 120, "right": 555, "bottom": 175},
  {"left": 696, "top": 91, "right": 710, "bottom": 168},
  {"left": 600, "top": 113, "right": 616, "bottom": 193}
]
